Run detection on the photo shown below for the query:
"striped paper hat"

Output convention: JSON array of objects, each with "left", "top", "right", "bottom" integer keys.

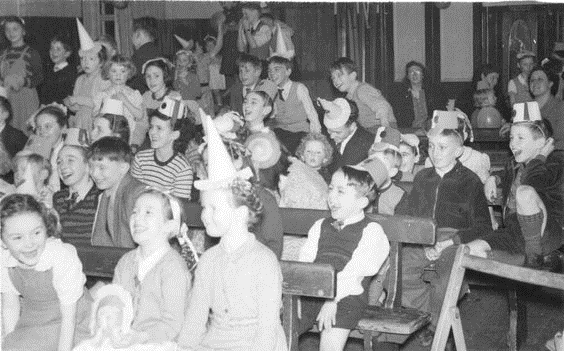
[{"left": 512, "top": 102, "right": 542, "bottom": 124}]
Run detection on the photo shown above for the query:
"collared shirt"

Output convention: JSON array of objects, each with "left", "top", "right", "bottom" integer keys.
[
  {"left": 136, "top": 247, "right": 171, "bottom": 282},
  {"left": 69, "top": 180, "right": 94, "bottom": 203},
  {"left": 339, "top": 124, "right": 358, "bottom": 154},
  {"left": 1, "top": 237, "right": 86, "bottom": 305},
  {"left": 243, "top": 83, "right": 257, "bottom": 98}
]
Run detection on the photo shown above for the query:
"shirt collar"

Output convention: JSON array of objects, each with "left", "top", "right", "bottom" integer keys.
[
  {"left": 3, "top": 237, "right": 62, "bottom": 271},
  {"left": 136, "top": 247, "right": 170, "bottom": 282},
  {"left": 69, "top": 180, "right": 94, "bottom": 202},
  {"left": 339, "top": 125, "right": 357, "bottom": 153},
  {"left": 341, "top": 212, "right": 365, "bottom": 228},
  {"left": 281, "top": 80, "right": 292, "bottom": 91},
  {"left": 54, "top": 62, "right": 68, "bottom": 72},
  {"left": 243, "top": 83, "right": 257, "bottom": 96}
]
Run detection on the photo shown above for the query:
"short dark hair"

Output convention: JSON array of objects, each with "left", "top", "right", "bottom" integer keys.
[
  {"left": 133, "top": 17, "right": 158, "bottom": 41},
  {"left": 237, "top": 54, "right": 262, "bottom": 70},
  {"left": 50, "top": 36, "right": 73, "bottom": 54},
  {"left": 98, "top": 114, "right": 130, "bottom": 143},
  {"left": 330, "top": 57, "right": 357, "bottom": 74},
  {"left": 268, "top": 56, "right": 292, "bottom": 70},
  {"left": 35, "top": 105, "right": 67, "bottom": 128},
  {"left": 338, "top": 166, "right": 376, "bottom": 203},
  {"left": 88, "top": 136, "right": 132, "bottom": 164},
  {"left": 529, "top": 66, "right": 560, "bottom": 96},
  {"left": 149, "top": 112, "right": 195, "bottom": 154},
  {"left": 143, "top": 59, "right": 174, "bottom": 89},
  {"left": 403, "top": 61, "right": 428, "bottom": 87}
]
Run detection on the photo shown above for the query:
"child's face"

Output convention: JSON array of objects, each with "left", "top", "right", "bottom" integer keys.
[
  {"left": 330, "top": 68, "right": 356, "bottom": 93},
  {"left": 109, "top": 63, "right": 130, "bottom": 86},
  {"left": 81, "top": 54, "right": 102, "bottom": 74},
  {"left": 89, "top": 157, "right": 127, "bottom": 191},
  {"left": 130, "top": 193, "right": 172, "bottom": 245},
  {"left": 35, "top": 113, "right": 62, "bottom": 139},
  {"left": 302, "top": 140, "right": 327, "bottom": 169},
  {"left": 529, "top": 70, "right": 552, "bottom": 98},
  {"left": 243, "top": 92, "right": 270, "bottom": 123},
  {"left": 239, "top": 62, "right": 261, "bottom": 87},
  {"left": 145, "top": 65, "right": 166, "bottom": 93},
  {"left": 399, "top": 144, "right": 417, "bottom": 172},
  {"left": 268, "top": 63, "right": 291, "bottom": 87},
  {"left": 200, "top": 189, "right": 236, "bottom": 237},
  {"left": 518, "top": 57, "right": 535, "bottom": 76},
  {"left": 2, "top": 212, "right": 47, "bottom": 268},
  {"left": 149, "top": 117, "right": 177, "bottom": 150},
  {"left": 57, "top": 146, "right": 89, "bottom": 188},
  {"left": 205, "top": 40, "right": 216, "bottom": 53},
  {"left": 175, "top": 53, "right": 191, "bottom": 69},
  {"left": 328, "top": 170, "right": 367, "bottom": 221},
  {"left": 428, "top": 134, "right": 463, "bottom": 173},
  {"left": 90, "top": 117, "right": 113, "bottom": 143},
  {"left": 49, "top": 41, "right": 70, "bottom": 65},
  {"left": 510, "top": 124, "right": 545, "bottom": 164},
  {"left": 4, "top": 22, "right": 24, "bottom": 45}
]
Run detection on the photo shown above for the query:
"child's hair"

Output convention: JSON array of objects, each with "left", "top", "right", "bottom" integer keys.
[
  {"left": 98, "top": 114, "right": 131, "bottom": 143},
  {"left": 136, "top": 188, "right": 185, "bottom": 238},
  {"left": 295, "top": 133, "right": 333, "bottom": 167},
  {"left": 2, "top": 16, "right": 26, "bottom": 32},
  {"left": 149, "top": 111, "right": 195, "bottom": 154},
  {"left": 35, "top": 105, "right": 67, "bottom": 128},
  {"left": 102, "top": 55, "right": 136, "bottom": 81},
  {"left": 143, "top": 59, "right": 174, "bottom": 89},
  {"left": 343, "top": 99, "right": 360, "bottom": 126},
  {"left": 514, "top": 119, "right": 553, "bottom": 140},
  {"left": 400, "top": 141, "right": 418, "bottom": 158},
  {"left": 403, "top": 61, "right": 427, "bottom": 85},
  {"left": 61, "top": 144, "right": 89, "bottom": 163},
  {"left": 132, "top": 17, "right": 157, "bottom": 41},
  {"left": 14, "top": 153, "right": 52, "bottom": 185},
  {"left": 529, "top": 66, "right": 560, "bottom": 96},
  {"left": 237, "top": 53, "right": 262, "bottom": 70},
  {"left": 268, "top": 56, "right": 292, "bottom": 70},
  {"left": 518, "top": 53, "right": 535, "bottom": 64},
  {"left": 339, "top": 166, "right": 377, "bottom": 203},
  {"left": 473, "top": 88, "right": 495, "bottom": 108},
  {"left": 247, "top": 90, "right": 275, "bottom": 120},
  {"left": 260, "top": 13, "right": 276, "bottom": 22},
  {"left": 203, "top": 34, "right": 217, "bottom": 47},
  {"left": 0, "top": 97, "right": 13, "bottom": 124},
  {"left": 330, "top": 57, "right": 357, "bottom": 74},
  {"left": 0, "top": 193, "right": 60, "bottom": 238},
  {"left": 97, "top": 34, "right": 118, "bottom": 58},
  {"left": 50, "top": 35, "right": 73, "bottom": 54},
  {"left": 175, "top": 51, "right": 197, "bottom": 72},
  {"left": 88, "top": 136, "right": 133, "bottom": 164},
  {"left": 230, "top": 177, "right": 264, "bottom": 228},
  {"left": 380, "top": 149, "right": 402, "bottom": 169}
]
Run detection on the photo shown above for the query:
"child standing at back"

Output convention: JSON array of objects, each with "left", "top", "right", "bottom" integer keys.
[
  {"left": 1, "top": 194, "right": 91, "bottom": 351},
  {"left": 174, "top": 50, "right": 202, "bottom": 101},
  {"left": 471, "top": 82, "right": 503, "bottom": 129},
  {"left": 297, "top": 163, "right": 390, "bottom": 351},
  {"left": 508, "top": 50, "right": 536, "bottom": 106}
]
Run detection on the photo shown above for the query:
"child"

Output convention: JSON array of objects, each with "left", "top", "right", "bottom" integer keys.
[
  {"left": 177, "top": 113, "right": 287, "bottom": 351},
  {"left": 330, "top": 57, "right": 396, "bottom": 132},
  {"left": 228, "top": 53, "right": 263, "bottom": 115},
  {"left": 66, "top": 19, "right": 111, "bottom": 130},
  {"left": 13, "top": 152, "right": 55, "bottom": 208},
  {"left": 238, "top": 2, "right": 273, "bottom": 60},
  {"left": 395, "top": 111, "right": 491, "bottom": 345},
  {"left": 1, "top": 193, "right": 91, "bottom": 351},
  {"left": 90, "top": 98, "right": 131, "bottom": 144},
  {"left": 94, "top": 55, "right": 144, "bottom": 146},
  {"left": 508, "top": 50, "right": 535, "bottom": 106},
  {"left": 195, "top": 22, "right": 225, "bottom": 112},
  {"left": 53, "top": 128, "right": 101, "bottom": 247},
  {"left": 142, "top": 57, "right": 182, "bottom": 118},
  {"left": 173, "top": 50, "right": 202, "bottom": 101},
  {"left": 470, "top": 83, "right": 503, "bottom": 129},
  {"left": 130, "top": 17, "right": 160, "bottom": 93},
  {"left": 111, "top": 188, "right": 191, "bottom": 347},
  {"left": 88, "top": 137, "right": 145, "bottom": 248},
  {"left": 24, "top": 103, "right": 67, "bottom": 161},
  {"left": 131, "top": 97, "right": 194, "bottom": 200},
  {"left": 0, "top": 89, "right": 27, "bottom": 174},
  {"left": 260, "top": 13, "right": 295, "bottom": 60},
  {"left": 0, "top": 16, "right": 43, "bottom": 133},
  {"left": 297, "top": 163, "right": 390, "bottom": 351},
  {"left": 399, "top": 133, "right": 423, "bottom": 182},
  {"left": 279, "top": 133, "right": 332, "bottom": 210},
  {"left": 268, "top": 55, "right": 322, "bottom": 154},
  {"left": 39, "top": 36, "right": 77, "bottom": 106},
  {"left": 367, "top": 126, "right": 406, "bottom": 215},
  {"left": 205, "top": 32, "right": 226, "bottom": 107}
]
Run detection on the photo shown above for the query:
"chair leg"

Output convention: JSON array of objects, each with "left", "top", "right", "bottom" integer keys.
[
  {"left": 363, "top": 333, "right": 372, "bottom": 351},
  {"left": 508, "top": 287, "right": 518, "bottom": 351},
  {"left": 451, "top": 307, "right": 468, "bottom": 351}
]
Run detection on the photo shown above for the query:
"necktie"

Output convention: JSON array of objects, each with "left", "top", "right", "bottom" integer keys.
[
  {"left": 331, "top": 220, "right": 344, "bottom": 231},
  {"left": 70, "top": 192, "right": 79, "bottom": 203},
  {"left": 278, "top": 88, "right": 285, "bottom": 101}
]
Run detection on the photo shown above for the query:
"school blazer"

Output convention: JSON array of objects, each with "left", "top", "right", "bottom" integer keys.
[
  {"left": 328, "top": 126, "right": 375, "bottom": 175},
  {"left": 227, "top": 79, "right": 245, "bottom": 115}
]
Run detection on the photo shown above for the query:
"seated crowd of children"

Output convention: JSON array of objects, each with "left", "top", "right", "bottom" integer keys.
[{"left": 1, "top": 10, "right": 564, "bottom": 351}]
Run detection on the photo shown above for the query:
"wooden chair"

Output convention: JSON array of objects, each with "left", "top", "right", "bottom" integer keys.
[{"left": 431, "top": 245, "right": 564, "bottom": 351}]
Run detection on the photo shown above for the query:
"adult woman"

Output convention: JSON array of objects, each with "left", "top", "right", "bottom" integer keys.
[{"left": 390, "top": 61, "right": 446, "bottom": 129}]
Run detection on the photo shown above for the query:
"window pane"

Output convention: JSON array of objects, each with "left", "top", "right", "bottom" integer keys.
[
  {"left": 103, "top": 2, "right": 115, "bottom": 15},
  {"left": 104, "top": 21, "right": 115, "bottom": 38}
]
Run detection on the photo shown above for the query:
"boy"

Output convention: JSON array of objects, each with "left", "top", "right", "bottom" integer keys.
[
  {"left": 298, "top": 160, "right": 390, "bottom": 351},
  {"left": 237, "top": 2, "right": 272, "bottom": 60},
  {"left": 129, "top": 17, "right": 161, "bottom": 93},
  {"left": 228, "top": 54, "right": 262, "bottom": 115},
  {"left": 318, "top": 97, "right": 374, "bottom": 175},
  {"left": 508, "top": 50, "right": 536, "bottom": 106},
  {"left": 395, "top": 111, "right": 491, "bottom": 345},
  {"left": 88, "top": 136, "right": 145, "bottom": 248},
  {"left": 268, "top": 55, "right": 321, "bottom": 154},
  {"left": 39, "top": 36, "right": 77, "bottom": 105},
  {"left": 330, "top": 57, "right": 397, "bottom": 132}
]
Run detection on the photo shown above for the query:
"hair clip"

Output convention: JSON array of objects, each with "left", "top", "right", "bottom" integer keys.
[{"left": 141, "top": 57, "right": 174, "bottom": 74}]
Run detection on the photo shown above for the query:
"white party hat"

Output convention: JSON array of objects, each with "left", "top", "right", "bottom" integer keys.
[
  {"left": 100, "top": 98, "right": 124, "bottom": 116},
  {"left": 512, "top": 101, "right": 542, "bottom": 123},
  {"left": 275, "top": 24, "right": 289, "bottom": 58},
  {"left": 76, "top": 18, "right": 101, "bottom": 57},
  {"left": 174, "top": 34, "right": 192, "bottom": 49},
  {"left": 89, "top": 284, "right": 133, "bottom": 335},
  {"left": 0, "top": 86, "right": 8, "bottom": 99}
]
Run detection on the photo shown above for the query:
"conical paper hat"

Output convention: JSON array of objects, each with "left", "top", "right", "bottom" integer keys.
[
  {"left": 275, "top": 24, "right": 289, "bottom": 58},
  {"left": 100, "top": 98, "right": 124, "bottom": 116},
  {"left": 77, "top": 18, "right": 102, "bottom": 57},
  {"left": 512, "top": 101, "right": 542, "bottom": 123},
  {"left": 0, "top": 86, "right": 8, "bottom": 99},
  {"left": 174, "top": 34, "right": 192, "bottom": 49},
  {"left": 320, "top": 98, "right": 351, "bottom": 129}
]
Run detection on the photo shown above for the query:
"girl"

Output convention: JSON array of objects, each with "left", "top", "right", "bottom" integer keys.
[
  {"left": 1, "top": 193, "right": 91, "bottom": 351},
  {"left": 13, "top": 152, "right": 55, "bottom": 208},
  {"left": 90, "top": 113, "right": 131, "bottom": 144},
  {"left": 177, "top": 113, "right": 286, "bottom": 350},
  {"left": 112, "top": 188, "right": 191, "bottom": 347},
  {"left": 0, "top": 16, "right": 43, "bottom": 133},
  {"left": 130, "top": 97, "right": 194, "bottom": 200},
  {"left": 173, "top": 50, "right": 201, "bottom": 101},
  {"left": 65, "top": 39, "right": 110, "bottom": 131},
  {"left": 94, "top": 55, "right": 144, "bottom": 146},
  {"left": 470, "top": 86, "right": 503, "bottom": 129},
  {"left": 279, "top": 133, "right": 332, "bottom": 210},
  {"left": 24, "top": 104, "right": 66, "bottom": 160},
  {"left": 39, "top": 36, "right": 77, "bottom": 106},
  {"left": 399, "top": 133, "right": 423, "bottom": 182}
]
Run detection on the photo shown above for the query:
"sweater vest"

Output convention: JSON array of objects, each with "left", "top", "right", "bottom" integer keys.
[
  {"left": 273, "top": 82, "right": 310, "bottom": 133},
  {"left": 511, "top": 77, "right": 533, "bottom": 104}
]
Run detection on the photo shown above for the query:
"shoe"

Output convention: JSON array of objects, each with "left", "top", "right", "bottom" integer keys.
[{"left": 417, "top": 327, "right": 434, "bottom": 347}]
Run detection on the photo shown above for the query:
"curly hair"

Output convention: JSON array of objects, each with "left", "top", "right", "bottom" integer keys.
[
  {"left": 102, "top": 55, "right": 136, "bottom": 81},
  {"left": 295, "top": 133, "right": 333, "bottom": 167},
  {"left": 0, "top": 194, "right": 60, "bottom": 239},
  {"left": 230, "top": 177, "right": 264, "bottom": 228}
]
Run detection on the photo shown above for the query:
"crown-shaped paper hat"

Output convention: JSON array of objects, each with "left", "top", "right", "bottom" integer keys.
[
  {"left": 371, "top": 126, "right": 401, "bottom": 153},
  {"left": 63, "top": 128, "right": 90, "bottom": 148},
  {"left": 100, "top": 98, "right": 124, "bottom": 116},
  {"left": 195, "top": 110, "right": 252, "bottom": 190},
  {"left": 0, "top": 86, "right": 7, "bottom": 99},
  {"left": 400, "top": 133, "right": 421, "bottom": 158},
  {"left": 319, "top": 98, "right": 352, "bottom": 129},
  {"left": 174, "top": 34, "right": 193, "bottom": 49},
  {"left": 254, "top": 79, "right": 279, "bottom": 101},
  {"left": 158, "top": 96, "right": 186, "bottom": 123},
  {"left": 512, "top": 101, "right": 542, "bottom": 123},
  {"left": 76, "top": 18, "right": 102, "bottom": 57},
  {"left": 516, "top": 49, "right": 536, "bottom": 60},
  {"left": 89, "top": 284, "right": 133, "bottom": 335},
  {"left": 348, "top": 156, "right": 389, "bottom": 190}
]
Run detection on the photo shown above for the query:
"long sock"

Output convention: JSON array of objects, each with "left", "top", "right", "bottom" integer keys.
[{"left": 517, "top": 211, "right": 544, "bottom": 256}]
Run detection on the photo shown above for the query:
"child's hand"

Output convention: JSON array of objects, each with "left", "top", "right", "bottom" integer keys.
[
  {"left": 540, "top": 137, "right": 555, "bottom": 158},
  {"left": 484, "top": 176, "right": 498, "bottom": 203},
  {"left": 316, "top": 300, "right": 337, "bottom": 331}
]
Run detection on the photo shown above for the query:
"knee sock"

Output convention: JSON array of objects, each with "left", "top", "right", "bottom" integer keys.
[{"left": 517, "top": 211, "right": 544, "bottom": 256}]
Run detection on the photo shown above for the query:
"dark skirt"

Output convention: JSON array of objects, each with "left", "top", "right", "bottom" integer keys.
[{"left": 297, "top": 293, "right": 367, "bottom": 334}]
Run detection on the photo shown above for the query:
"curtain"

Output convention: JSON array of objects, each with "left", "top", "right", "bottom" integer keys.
[
  {"left": 82, "top": 0, "right": 102, "bottom": 41},
  {"left": 115, "top": 5, "right": 134, "bottom": 58}
]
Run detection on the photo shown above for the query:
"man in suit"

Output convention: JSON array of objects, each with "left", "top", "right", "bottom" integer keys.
[
  {"left": 226, "top": 54, "right": 262, "bottom": 115},
  {"left": 318, "top": 97, "right": 375, "bottom": 175}
]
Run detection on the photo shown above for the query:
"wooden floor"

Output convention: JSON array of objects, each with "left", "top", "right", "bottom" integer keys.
[{"left": 300, "top": 285, "right": 564, "bottom": 350}]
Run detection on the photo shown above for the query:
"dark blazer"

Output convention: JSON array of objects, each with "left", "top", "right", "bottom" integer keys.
[
  {"left": 328, "top": 125, "right": 375, "bottom": 175},
  {"left": 390, "top": 82, "right": 447, "bottom": 128},
  {"left": 38, "top": 64, "right": 77, "bottom": 105},
  {"left": 129, "top": 41, "right": 161, "bottom": 94},
  {"left": 2, "top": 124, "right": 27, "bottom": 157},
  {"left": 227, "top": 79, "right": 244, "bottom": 115}
]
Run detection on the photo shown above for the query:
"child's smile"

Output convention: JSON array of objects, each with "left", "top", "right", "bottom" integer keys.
[
  {"left": 328, "top": 170, "right": 365, "bottom": 221},
  {"left": 2, "top": 212, "right": 48, "bottom": 268},
  {"left": 49, "top": 41, "right": 69, "bottom": 65},
  {"left": 4, "top": 22, "right": 24, "bottom": 45},
  {"left": 243, "top": 93, "right": 267, "bottom": 123},
  {"left": 145, "top": 66, "right": 165, "bottom": 94}
]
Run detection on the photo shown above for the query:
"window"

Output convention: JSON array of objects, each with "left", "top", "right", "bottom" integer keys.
[{"left": 100, "top": 1, "right": 116, "bottom": 40}]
